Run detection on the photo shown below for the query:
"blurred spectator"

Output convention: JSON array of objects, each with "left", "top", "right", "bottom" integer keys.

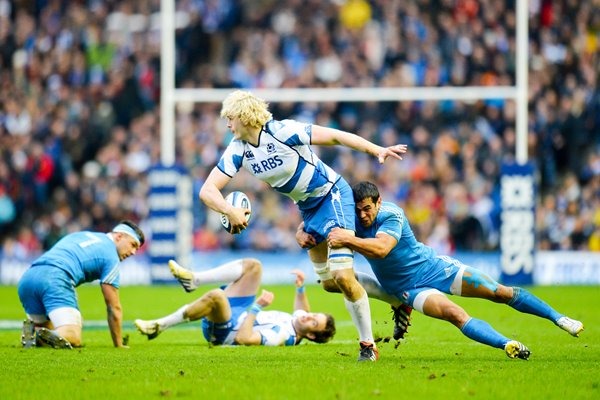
[{"left": 1, "top": 0, "right": 599, "bottom": 257}]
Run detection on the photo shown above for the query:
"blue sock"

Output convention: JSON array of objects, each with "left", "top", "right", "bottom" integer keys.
[
  {"left": 508, "top": 287, "right": 562, "bottom": 323},
  {"left": 461, "top": 318, "right": 509, "bottom": 349}
]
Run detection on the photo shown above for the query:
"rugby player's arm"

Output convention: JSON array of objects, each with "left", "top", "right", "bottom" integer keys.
[
  {"left": 311, "top": 125, "right": 407, "bottom": 163},
  {"left": 101, "top": 283, "right": 126, "bottom": 348},
  {"left": 330, "top": 230, "right": 397, "bottom": 259},
  {"left": 291, "top": 269, "right": 310, "bottom": 312},
  {"left": 200, "top": 168, "right": 248, "bottom": 233},
  {"left": 199, "top": 167, "right": 234, "bottom": 214},
  {"left": 235, "top": 290, "right": 275, "bottom": 346},
  {"left": 311, "top": 125, "right": 383, "bottom": 157},
  {"left": 234, "top": 314, "right": 263, "bottom": 346}
]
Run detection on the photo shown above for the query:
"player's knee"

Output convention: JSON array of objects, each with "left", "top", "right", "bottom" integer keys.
[
  {"left": 205, "top": 288, "right": 227, "bottom": 304},
  {"left": 68, "top": 335, "right": 82, "bottom": 347},
  {"left": 321, "top": 279, "right": 340, "bottom": 293},
  {"left": 332, "top": 271, "right": 362, "bottom": 297},
  {"left": 56, "top": 326, "right": 82, "bottom": 347},
  {"left": 493, "top": 284, "right": 514, "bottom": 303},
  {"left": 242, "top": 258, "right": 262, "bottom": 278},
  {"left": 442, "top": 305, "right": 469, "bottom": 326}
]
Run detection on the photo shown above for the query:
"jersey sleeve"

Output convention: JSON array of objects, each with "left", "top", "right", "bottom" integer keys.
[
  {"left": 376, "top": 207, "right": 404, "bottom": 241},
  {"left": 216, "top": 140, "right": 244, "bottom": 177},
  {"left": 271, "top": 119, "right": 312, "bottom": 146},
  {"left": 258, "top": 325, "right": 295, "bottom": 346},
  {"left": 292, "top": 309, "right": 308, "bottom": 319},
  {"left": 99, "top": 259, "right": 120, "bottom": 288}
]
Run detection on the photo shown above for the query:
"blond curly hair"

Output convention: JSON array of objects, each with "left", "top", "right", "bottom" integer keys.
[{"left": 220, "top": 90, "right": 273, "bottom": 128}]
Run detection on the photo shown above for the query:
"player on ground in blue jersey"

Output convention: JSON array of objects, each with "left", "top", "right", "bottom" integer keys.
[
  {"left": 17, "top": 220, "right": 145, "bottom": 349},
  {"left": 199, "top": 90, "right": 407, "bottom": 361},
  {"left": 303, "top": 181, "right": 584, "bottom": 360},
  {"left": 134, "top": 259, "right": 336, "bottom": 346}
]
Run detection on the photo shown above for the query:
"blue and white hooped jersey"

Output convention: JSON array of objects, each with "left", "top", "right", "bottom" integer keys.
[
  {"left": 223, "top": 309, "right": 305, "bottom": 346},
  {"left": 355, "top": 202, "right": 438, "bottom": 295},
  {"left": 217, "top": 119, "right": 339, "bottom": 210},
  {"left": 30, "top": 232, "right": 121, "bottom": 288}
]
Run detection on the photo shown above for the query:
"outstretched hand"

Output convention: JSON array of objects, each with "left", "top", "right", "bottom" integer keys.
[
  {"left": 256, "top": 290, "right": 274, "bottom": 307},
  {"left": 290, "top": 269, "right": 305, "bottom": 287},
  {"left": 377, "top": 144, "right": 408, "bottom": 164}
]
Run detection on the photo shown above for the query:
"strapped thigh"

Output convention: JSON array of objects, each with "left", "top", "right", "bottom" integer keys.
[
  {"left": 413, "top": 288, "right": 445, "bottom": 313},
  {"left": 48, "top": 307, "right": 82, "bottom": 328},
  {"left": 312, "top": 261, "right": 332, "bottom": 281},
  {"left": 328, "top": 246, "right": 354, "bottom": 272},
  {"left": 460, "top": 266, "right": 499, "bottom": 294}
]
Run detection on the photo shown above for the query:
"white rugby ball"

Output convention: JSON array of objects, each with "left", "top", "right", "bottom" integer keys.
[{"left": 220, "top": 191, "right": 252, "bottom": 234}]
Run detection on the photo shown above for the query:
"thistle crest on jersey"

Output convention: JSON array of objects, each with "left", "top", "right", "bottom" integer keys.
[{"left": 217, "top": 119, "right": 339, "bottom": 210}]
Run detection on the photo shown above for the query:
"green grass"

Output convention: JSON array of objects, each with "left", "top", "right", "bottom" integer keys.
[{"left": 1, "top": 284, "right": 599, "bottom": 400}]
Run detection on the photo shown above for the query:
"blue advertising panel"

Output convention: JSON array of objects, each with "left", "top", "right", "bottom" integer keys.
[
  {"left": 147, "top": 164, "right": 193, "bottom": 283},
  {"left": 500, "top": 162, "right": 535, "bottom": 285}
]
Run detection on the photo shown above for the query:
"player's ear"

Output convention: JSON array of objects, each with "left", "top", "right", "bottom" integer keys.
[{"left": 306, "top": 332, "right": 316, "bottom": 341}]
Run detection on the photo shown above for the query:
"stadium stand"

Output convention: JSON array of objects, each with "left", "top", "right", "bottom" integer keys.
[{"left": 0, "top": 0, "right": 599, "bottom": 258}]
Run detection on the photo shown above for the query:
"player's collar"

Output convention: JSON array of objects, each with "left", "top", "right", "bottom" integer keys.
[{"left": 291, "top": 317, "right": 302, "bottom": 344}]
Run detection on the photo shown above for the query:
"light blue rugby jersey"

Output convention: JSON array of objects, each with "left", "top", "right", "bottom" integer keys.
[
  {"left": 355, "top": 202, "right": 437, "bottom": 294},
  {"left": 31, "top": 232, "right": 121, "bottom": 288},
  {"left": 217, "top": 119, "right": 339, "bottom": 210}
]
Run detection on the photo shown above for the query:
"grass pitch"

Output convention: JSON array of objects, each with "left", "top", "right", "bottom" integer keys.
[{"left": 0, "top": 284, "right": 598, "bottom": 400}]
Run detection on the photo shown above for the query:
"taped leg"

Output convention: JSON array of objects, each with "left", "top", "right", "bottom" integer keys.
[
  {"left": 47, "top": 307, "right": 82, "bottom": 347},
  {"left": 328, "top": 246, "right": 362, "bottom": 300},
  {"left": 329, "top": 246, "right": 374, "bottom": 345},
  {"left": 312, "top": 261, "right": 340, "bottom": 292}
]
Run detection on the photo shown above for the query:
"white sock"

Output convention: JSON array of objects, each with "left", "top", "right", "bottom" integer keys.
[
  {"left": 344, "top": 293, "right": 374, "bottom": 344},
  {"left": 355, "top": 271, "right": 402, "bottom": 307},
  {"left": 156, "top": 304, "right": 189, "bottom": 330},
  {"left": 193, "top": 259, "right": 244, "bottom": 286}
]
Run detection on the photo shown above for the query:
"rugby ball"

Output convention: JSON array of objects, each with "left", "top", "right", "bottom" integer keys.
[{"left": 220, "top": 191, "right": 252, "bottom": 234}]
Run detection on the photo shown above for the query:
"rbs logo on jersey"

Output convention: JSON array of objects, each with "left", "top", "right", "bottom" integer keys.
[{"left": 251, "top": 155, "right": 283, "bottom": 174}]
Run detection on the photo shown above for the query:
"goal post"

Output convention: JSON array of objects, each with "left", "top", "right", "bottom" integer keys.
[
  {"left": 159, "top": 0, "right": 534, "bottom": 285},
  {"left": 160, "top": 0, "right": 530, "bottom": 166}
]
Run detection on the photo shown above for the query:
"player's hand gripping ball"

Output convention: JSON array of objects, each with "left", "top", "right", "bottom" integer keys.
[{"left": 220, "top": 191, "right": 252, "bottom": 234}]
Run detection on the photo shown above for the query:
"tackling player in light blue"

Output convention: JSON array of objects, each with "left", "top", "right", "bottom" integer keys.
[
  {"left": 18, "top": 220, "right": 145, "bottom": 349},
  {"left": 199, "top": 90, "right": 407, "bottom": 361},
  {"left": 134, "top": 259, "right": 336, "bottom": 346},
  {"left": 325, "top": 182, "right": 584, "bottom": 360}
]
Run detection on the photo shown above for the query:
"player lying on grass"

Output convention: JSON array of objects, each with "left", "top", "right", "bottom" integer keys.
[
  {"left": 297, "top": 181, "right": 584, "bottom": 360},
  {"left": 134, "top": 258, "right": 336, "bottom": 346},
  {"left": 17, "top": 220, "right": 145, "bottom": 349}
]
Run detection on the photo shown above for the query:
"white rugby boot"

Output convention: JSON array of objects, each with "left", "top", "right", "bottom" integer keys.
[
  {"left": 169, "top": 260, "right": 197, "bottom": 293},
  {"left": 557, "top": 317, "right": 584, "bottom": 337}
]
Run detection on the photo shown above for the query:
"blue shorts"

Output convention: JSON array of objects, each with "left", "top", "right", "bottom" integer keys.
[
  {"left": 400, "top": 256, "right": 467, "bottom": 309},
  {"left": 18, "top": 266, "right": 78, "bottom": 316},
  {"left": 202, "top": 294, "right": 255, "bottom": 345},
  {"left": 300, "top": 179, "right": 356, "bottom": 244}
]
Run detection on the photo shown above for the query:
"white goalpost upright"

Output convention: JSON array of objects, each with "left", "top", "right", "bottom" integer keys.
[
  {"left": 160, "top": 0, "right": 530, "bottom": 166},
  {"left": 158, "top": 0, "right": 534, "bottom": 285}
]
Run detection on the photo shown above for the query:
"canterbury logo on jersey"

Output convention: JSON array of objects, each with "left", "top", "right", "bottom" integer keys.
[
  {"left": 250, "top": 155, "right": 284, "bottom": 174},
  {"left": 244, "top": 150, "right": 255, "bottom": 160}
]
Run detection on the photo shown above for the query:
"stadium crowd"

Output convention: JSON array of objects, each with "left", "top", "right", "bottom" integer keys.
[{"left": 1, "top": 0, "right": 599, "bottom": 258}]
